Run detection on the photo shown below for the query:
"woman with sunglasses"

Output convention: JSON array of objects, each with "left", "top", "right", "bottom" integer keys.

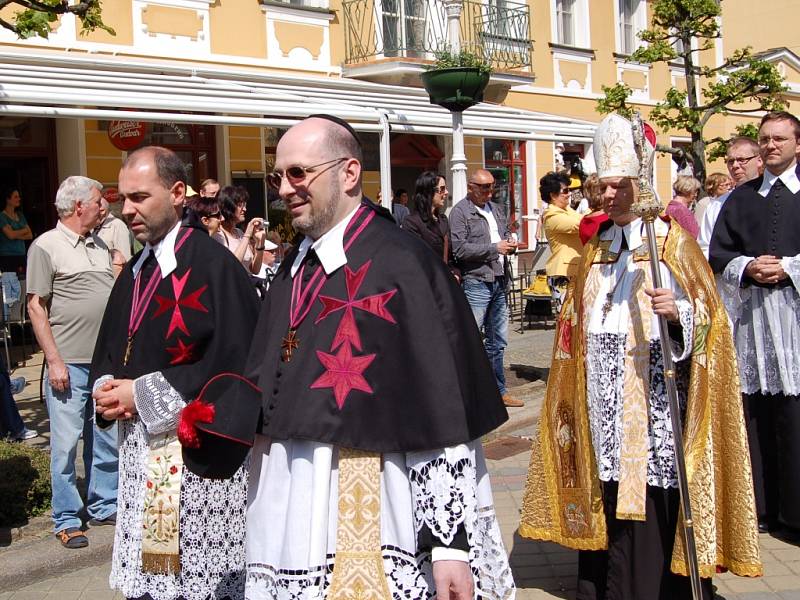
[
  {"left": 540, "top": 171, "right": 582, "bottom": 316},
  {"left": 216, "top": 185, "right": 266, "bottom": 275},
  {"left": 192, "top": 195, "right": 225, "bottom": 238},
  {"left": 403, "top": 171, "right": 460, "bottom": 280}
]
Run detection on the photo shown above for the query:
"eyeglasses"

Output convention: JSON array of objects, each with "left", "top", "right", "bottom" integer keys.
[
  {"left": 435, "top": 185, "right": 448, "bottom": 194},
  {"left": 267, "top": 157, "right": 348, "bottom": 190},
  {"left": 758, "top": 135, "right": 795, "bottom": 147},
  {"left": 559, "top": 188, "right": 570, "bottom": 195},
  {"left": 469, "top": 182, "right": 494, "bottom": 191},
  {"left": 204, "top": 211, "right": 221, "bottom": 219},
  {"left": 724, "top": 155, "right": 758, "bottom": 167}
]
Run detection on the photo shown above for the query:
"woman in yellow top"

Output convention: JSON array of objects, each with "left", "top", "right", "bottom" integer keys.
[{"left": 540, "top": 171, "right": 582, "bottom": 314}]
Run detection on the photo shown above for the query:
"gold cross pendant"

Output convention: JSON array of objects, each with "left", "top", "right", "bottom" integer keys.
[
  {"left": 123, "top": 336, "right": 133, "bottom": 366},
  {"left": 281, "top": 329, "right": 299, "bottom": 362}
]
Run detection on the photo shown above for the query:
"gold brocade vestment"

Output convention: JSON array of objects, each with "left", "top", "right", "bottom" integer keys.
[{"left": 518, "top": 222, "right": 762, "bottom": 578}]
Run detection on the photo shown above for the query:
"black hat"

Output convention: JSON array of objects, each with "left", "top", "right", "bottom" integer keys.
[{"left": 179, "top": 373, "right": 262, "bottom": 479}]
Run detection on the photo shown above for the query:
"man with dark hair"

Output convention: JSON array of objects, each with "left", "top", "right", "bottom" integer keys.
[
  {"left": 698, "top": 136, "right": 763, "bottom": 256},
  {"left": 91, "top": 146, "right": 260, "bottom": 600},
  {"left": 710, "top": 111, "right": 800, "bottom": 535},
  {"left": 180, "top": 117, "right": 515, "bottom": 599},
  {"left": 392, "top": 188, "right": 409, "bottom": 226},
  {"left": 450, "top": 168, "right": 522, "bottom": 408}
]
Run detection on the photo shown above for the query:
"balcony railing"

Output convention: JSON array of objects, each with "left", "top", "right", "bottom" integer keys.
[{"left": 343, "top": 0, "right": 532, "bottom": 72}]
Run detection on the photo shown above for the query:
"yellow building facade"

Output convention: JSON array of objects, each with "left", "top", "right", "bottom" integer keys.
[{"left": 0, "top": 0, "right": 796, "bottom": 250}]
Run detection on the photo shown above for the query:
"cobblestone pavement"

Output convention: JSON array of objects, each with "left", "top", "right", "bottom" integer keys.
[{"left": 3, "top": 325, "right": 800, "bottom": 599}]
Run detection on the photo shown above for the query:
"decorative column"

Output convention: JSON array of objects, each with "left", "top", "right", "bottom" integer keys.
[{"left": 443, "top": 0, "right": 467, "bottom": 201}]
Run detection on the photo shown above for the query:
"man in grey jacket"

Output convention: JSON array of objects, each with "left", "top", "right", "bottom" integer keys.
[{"left": 450, "top": 169, "right": 523, "bottom": 407}]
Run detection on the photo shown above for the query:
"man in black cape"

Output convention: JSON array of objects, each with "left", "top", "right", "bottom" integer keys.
[
  {"left": 177, "top": 116, "right": 515, "bottom": 600},
  {"left": 91, "top": 146, "right": 259, "bottom": 600}
]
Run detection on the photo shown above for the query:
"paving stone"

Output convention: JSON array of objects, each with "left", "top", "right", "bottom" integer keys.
[
  {"left": 778, "top": 591, "right": 800, "bottom": 600},
  {"left": 726, "top": 577, "right": 773, "bottom": 593},
  {"left": 768, "top": 576, "right": 800, "bottom": 591}
]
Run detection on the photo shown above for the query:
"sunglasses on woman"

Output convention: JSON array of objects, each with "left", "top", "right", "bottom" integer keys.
[{"left": 267, "top": 157, "right": 348, "bottom": 190}]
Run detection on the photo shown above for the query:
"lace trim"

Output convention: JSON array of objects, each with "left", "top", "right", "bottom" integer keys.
[
  {"left": 246, "top": 539, "right": 517, "bottom": 600},
  {"left": 469, "top": 507, "right": 515, "bottom": 600},
  {"left": 782, "top": 254, "right": 800, "bottom": 292},
  {"left": 134, "top": 372, "right": 186, "bottom": 436},
  {"left": 409, "top": 454, "right": 476, "bottom": 546},
  {"left": 719, "top": 256, "right": 752, "bottom": 323},
  {"left": 671, "top": 297, "right": 694, "bottom": 362},
  {"left": 587, "top": 333, "right": 690, "bottom": 488},
  {"left": 734, "top": 285, "right": 800, "bottom": 396},
  {"left": 110, "top": 418, "right": 248, "bottom": 600}
]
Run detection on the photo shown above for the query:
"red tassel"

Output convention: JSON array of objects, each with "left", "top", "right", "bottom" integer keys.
[{"left": 178, "top": 401, "right": 215, "bottom": 449}]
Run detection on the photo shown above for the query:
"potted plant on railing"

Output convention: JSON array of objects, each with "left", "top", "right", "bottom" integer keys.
[{"left": 420, "top": 48, "right": 493, "bottom": 112}]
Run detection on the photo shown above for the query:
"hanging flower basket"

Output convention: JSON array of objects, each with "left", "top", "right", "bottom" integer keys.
[{"left": 420, "top": 67, "right": 491, "bottom": 112}]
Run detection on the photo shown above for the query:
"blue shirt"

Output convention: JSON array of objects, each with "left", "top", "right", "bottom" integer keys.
[{"left": 0, "top": 211, "right": 28, "bottom": 257}]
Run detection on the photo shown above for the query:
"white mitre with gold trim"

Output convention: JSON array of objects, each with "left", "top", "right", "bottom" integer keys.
[{"left": 593, "top": 113, "right": 656, "bottom": 182}]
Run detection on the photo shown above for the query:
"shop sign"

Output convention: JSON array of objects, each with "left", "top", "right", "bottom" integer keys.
[{"left": 108, "top": 120, "right": 147, "bottom": 150}]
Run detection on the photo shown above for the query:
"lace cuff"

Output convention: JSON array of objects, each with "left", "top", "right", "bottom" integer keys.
[
  {"left": 92, "top": 374, "right": 113, "bottom": 395},
  {"left": 671, "top": 298, "right": 694, "bottom": 362},
  {"left": 408, "top": 444, "right": 477, "bottom": 547},
  {"left": 719, "top": 255, "right": 753, "bottom": 323},
  {"left": 133, "top": 372, "right": 186, "bottom": 436},
  {"left": 781, "top": 254, "right": 800, "bottom": 292}
]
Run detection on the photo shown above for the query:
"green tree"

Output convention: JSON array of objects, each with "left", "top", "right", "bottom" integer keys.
[
  {"left": 597, "top": 0, "right": 786, "bottom": 182},
  {"left": 0, "top": 0, "right": 113, "bottom": 39}
]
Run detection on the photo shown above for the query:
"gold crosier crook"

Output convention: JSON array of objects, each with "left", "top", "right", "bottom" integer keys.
[{"left": 630, "top": 112, "right": 703, "bottom": 600}]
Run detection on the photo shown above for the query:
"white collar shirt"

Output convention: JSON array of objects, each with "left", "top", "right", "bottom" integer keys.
[
  {"left": 757, "top": 163, "right": 800, "bottom": 197},
  {"left": 131, "top": 220, "right": 182, "bottom": 279},
  {"left": 290, "top": 205, "right": 360, "bottom": 278}
]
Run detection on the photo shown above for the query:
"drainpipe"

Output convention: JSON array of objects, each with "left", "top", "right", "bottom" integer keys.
[
  {"left": 379, "top": 112, "right": 392, "bottom": 210},
  {"left": 443, "top": 0, "right": 468, "bottom": 202}
]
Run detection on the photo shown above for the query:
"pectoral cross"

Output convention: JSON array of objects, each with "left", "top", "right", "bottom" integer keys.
[
  {"left": 601, "top": 293, "right": 614, "bottom": 324},
  {"left": 123, "top": 336, "right": 133, "bottom": 366},
  {"left": 281, "top": 328, "right": 299, "bottom": 362}
]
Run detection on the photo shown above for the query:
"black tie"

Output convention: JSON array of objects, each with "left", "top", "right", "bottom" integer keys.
[
  {"left": 770, "top": 178, "right": 785, "bottom": 195},
  {"left": 619, "top": 233, "right": 629, "bottom": 252},
  {"left": 139, "top": 251, "right": 158, "bottom": 280}
]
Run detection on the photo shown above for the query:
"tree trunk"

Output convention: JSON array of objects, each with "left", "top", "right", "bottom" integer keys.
[{"left": 682, "top": 33, "right": 707, "bottom": 184}]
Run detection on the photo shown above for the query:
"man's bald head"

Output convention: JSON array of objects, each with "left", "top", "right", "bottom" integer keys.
[
  {"left": 467, "top": 169, "right": 496, "bottom": 206},
  {"left": 304, "top": 116, "right": 364, "bottom": 166}
]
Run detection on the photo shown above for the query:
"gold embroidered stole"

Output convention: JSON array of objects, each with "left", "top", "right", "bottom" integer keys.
[
  {"left": 616, "top": 267, "right": 651, "bottom": 521},
  {"left": 141, "top": 434, "right": 183, "bottom": 574},
  {"left": 328, "top": 448, "right": 392, "bottom": 600}
]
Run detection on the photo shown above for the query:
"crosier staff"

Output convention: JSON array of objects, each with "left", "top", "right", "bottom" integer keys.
[{"left": 630, "top": 112, "right": 703, "bottom": 600}]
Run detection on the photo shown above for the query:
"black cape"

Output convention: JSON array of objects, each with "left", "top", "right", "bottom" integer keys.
[
  {"left": 90, "top": 224, "right": 260, "bottom": 477},
  {"left": 709, "top": 175, "right": 800, "bottom": 284},
  {"left": 218, "top": 201, "right": 507, "bottom": 455}
]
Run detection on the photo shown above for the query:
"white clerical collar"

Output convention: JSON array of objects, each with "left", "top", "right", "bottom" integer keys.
[
  {"left": 758, "top": 163, "right": 800, "bottom": 197},
  {"left": 131, "top": 220, "right": 181, "bottom": 279},
  {"left": 604, "top": 217, "right": 668, "bottom": 253},
  {"left": 291, "top": 205, "right": 360, "bottom": 278}
]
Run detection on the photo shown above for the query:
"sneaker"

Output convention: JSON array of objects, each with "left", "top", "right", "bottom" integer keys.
[
  {"left": 88, "top": 512, "right": 117, "bottom": 527},
  {"left": 9, "top": 376, "right": 25, "bottom": 395},
  {"left": 11, "top": 427, "right": 38, "bottom": 441},
  {"left": 502, "top": 394, "right": 524, "bottom": 408}
]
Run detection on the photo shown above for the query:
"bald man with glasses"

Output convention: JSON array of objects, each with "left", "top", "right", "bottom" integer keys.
[{"left": 450, "top": 169, "right": 523, "bottom": 408}]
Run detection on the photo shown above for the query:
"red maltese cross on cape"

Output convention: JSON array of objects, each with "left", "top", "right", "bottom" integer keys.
[
  {"left": 152, "top": 269, "right": 209, "bottom": 339},
  {"left": 311, "top": 261, "right": 397, "bottom": 409}
]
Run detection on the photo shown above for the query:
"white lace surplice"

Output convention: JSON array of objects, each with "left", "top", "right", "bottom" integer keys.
[
  {"left": 583, "top": 223, "right": 694, "bottom": 490},
  {"left": 105, "top": 372, "right": 248, "bottom": 600},
  {"left": 245, "top": 438, "right": 515, "bottom": 600},
  {"left": 719, "top": 254, "right": 800, "bottom": 396}
]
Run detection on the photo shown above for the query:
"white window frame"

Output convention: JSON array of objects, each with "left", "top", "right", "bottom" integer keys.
[
  {"left": 614, "top": 0, "right": 646, "bottom": 56},
  {"left": 550, "top": 0, "right": 590, "bottom": 48},
  {"left": 374, "top": 0, "right": 438, "bottom": 60}
]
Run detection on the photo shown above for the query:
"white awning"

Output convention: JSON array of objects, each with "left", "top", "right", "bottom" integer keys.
[{"left": 0, "top": 50, "right": 596, "bottom": 143}]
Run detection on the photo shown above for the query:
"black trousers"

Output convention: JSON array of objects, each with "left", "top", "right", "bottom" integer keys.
[
  {"left": 576, "top": 481, "right": 713, "bottom": 600},
  {"left": 743, "top": 392, "right": 800, "bottom": 529}
]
